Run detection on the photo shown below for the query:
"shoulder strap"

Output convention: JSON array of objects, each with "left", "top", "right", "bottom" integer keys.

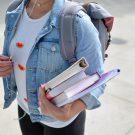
[
  {"left": 59, "top": 1, "right": 86, "bottom": 64},
  {"left": 7, "top": 0, "right": 22, "bottom": 12},
  {"left": 5, "top": 0, "right": 22, "bottom": 23},
  {"left": 59, "top": 1, "right": 114, "bottom": 64}
]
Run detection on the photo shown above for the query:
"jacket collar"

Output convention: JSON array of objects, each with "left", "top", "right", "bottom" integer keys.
[{"left": 7, "top": 0, "right": 66, "bottom": 29}]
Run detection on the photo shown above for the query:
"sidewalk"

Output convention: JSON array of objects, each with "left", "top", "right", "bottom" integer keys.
[{"left": 0, "top": 0, "right": 135, "bottom": 135}]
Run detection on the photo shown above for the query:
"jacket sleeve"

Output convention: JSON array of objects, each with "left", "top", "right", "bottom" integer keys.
[{"left": 74, "top": 11, "right": 106, "bottom": 110}]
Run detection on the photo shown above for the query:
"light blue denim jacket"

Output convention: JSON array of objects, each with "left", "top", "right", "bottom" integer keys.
[{"left": 2, "top": 0, "right": 105, "bottom": 123}]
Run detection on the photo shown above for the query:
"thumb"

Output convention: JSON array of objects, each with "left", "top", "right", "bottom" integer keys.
[
  {"left": 38, "top": 84, "right": 50, "bottom": 104},
  {"left": 38, "top": 84, "right": 46, "bottom": 102}
]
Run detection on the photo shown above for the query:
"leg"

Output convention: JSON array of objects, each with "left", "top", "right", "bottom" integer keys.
[
  {"left": 18, "top": 106, "right": 44, "bottom": 135},
  {"left": 43, "top": 110, "right": 86, "bottom": 135}
]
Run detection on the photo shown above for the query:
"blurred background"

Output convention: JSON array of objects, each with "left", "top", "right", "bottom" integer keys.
[{"left": 0, "top": 0, "right": 135, "bottom": 135}]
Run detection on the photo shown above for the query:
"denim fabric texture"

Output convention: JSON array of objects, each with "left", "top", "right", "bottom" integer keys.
[{"left": 2, "top": 0, "right": 105, "bottom": 123}]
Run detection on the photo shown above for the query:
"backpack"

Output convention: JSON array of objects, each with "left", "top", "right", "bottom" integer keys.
[{"left": 6, "top": 0, "right": 114, "bottom": 64}]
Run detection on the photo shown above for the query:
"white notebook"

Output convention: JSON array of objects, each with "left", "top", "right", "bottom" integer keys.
[
  {"left": 45, "top": 57, "right": 89, "bottom": 91},
  {"left": 46, "top": 71, "right": 87, "bottom": 100}
]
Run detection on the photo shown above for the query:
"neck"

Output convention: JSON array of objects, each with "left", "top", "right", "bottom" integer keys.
[
  {"left": 26, "top": 0, "right": 54, "bottom": 19},
  {"left": 29, "top": 0, "right": 52, "bottom": 7}
]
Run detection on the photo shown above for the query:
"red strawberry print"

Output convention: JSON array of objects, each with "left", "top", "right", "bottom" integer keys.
[
  {"left": 16, "top": 42, "right": 24, "bottom": 48},
  {"left": 24, "top": 98, "right": 28, "bottom": 102},
  {"left": 18, "top": 64, "right": 25, "bottom": 71}
]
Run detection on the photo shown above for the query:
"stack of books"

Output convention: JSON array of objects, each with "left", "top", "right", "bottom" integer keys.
[{"left": 44, "top": 57, "right": 120, "bottom": 107}]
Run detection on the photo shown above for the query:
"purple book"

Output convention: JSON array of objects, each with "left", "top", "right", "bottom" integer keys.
[{"left": 52, "top": 69, "right": 120, "bottom": 107}]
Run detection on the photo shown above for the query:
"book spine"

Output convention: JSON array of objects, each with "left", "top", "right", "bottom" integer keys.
[
  {"left": 46, "top": 71, "right": 87, "bottom": 99},
  {"left": 65, "top": 74, "right": 99, "bottom": 98},
  {"left": 46, "top": 57, "right": 89, "bottom": 90},
  {"left": 52, "top": 73, "right": 100, "bottom": 105}
]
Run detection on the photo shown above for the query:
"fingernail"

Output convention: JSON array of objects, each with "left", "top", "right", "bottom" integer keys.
[
  {"left": 38, "top": 107, "right": 41, "bottom": 112},
  {"left": 40, "top": 84, "right": 45, "bottom": 89},
  {"left": 40, "top": 84, "right": 43, "bottom": 88}
]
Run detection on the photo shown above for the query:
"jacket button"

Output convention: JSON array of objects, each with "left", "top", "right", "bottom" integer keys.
[
  {"left": 10, "top": 15, "right": 14, "bottom": 18},
  {"left": 51, "top": 45, "right": 56, "bottom": 52}
]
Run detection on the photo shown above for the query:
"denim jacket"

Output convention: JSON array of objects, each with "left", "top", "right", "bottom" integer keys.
[{"left": 2, "top": 0, "right": 105, "bottom": 123}]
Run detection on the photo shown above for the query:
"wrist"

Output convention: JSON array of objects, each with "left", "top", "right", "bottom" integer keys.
[{"left": 72, "top": 99, "right": 86, "bottom": 112}]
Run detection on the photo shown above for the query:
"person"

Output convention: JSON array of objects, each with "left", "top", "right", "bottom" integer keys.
[{"left": 1, "top": 0, "right": 105, "bottom": 135}]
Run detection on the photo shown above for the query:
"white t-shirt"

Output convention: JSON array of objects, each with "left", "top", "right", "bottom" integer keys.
[{"left": 9, "top": 8, "right": 78, "bottom": 128}]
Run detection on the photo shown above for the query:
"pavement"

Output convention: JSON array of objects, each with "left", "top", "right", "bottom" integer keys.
[{"left": 0, "top": 0, "right": 135, "bottom": 135}]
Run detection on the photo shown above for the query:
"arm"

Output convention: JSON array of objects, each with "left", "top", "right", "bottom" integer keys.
[{"left": 75, "top": 11, "right": 106, "bottom": 110}]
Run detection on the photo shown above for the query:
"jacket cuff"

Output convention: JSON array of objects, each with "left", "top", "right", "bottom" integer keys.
[{"left": 80, "top": 93, "right": 101, "bottom": 110}]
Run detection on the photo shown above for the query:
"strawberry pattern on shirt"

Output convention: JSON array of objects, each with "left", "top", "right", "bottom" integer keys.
[{"left": 9, "top": 8, "right": 51, "bottom": 113}]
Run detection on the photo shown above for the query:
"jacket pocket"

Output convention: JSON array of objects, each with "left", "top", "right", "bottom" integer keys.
[{"left": 37, "top": 41, "right": 66, "bottom": 73}]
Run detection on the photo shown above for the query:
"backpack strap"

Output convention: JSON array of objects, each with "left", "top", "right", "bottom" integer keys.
[
  {"left": 7, "top": 0, "right": 22, "bottom": 12},
  {"left": 59, "top": 1, "right": 86, "bottom": 64},
  {"left": 83, "top": 2, "right": 114, "bottom": 60},
  {"left": 59, "top": 1, "right": 114, "bottom": 63},
  {"left": 5, "top": 0, "right": 22, "bottom": 23}
]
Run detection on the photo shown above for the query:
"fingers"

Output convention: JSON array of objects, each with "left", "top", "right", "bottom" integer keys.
[
  {"left": 38, "top": 85, "right": 51, "bottom": 115},
  {"left": 0, "top": 55, "right": 10, "bottom": 61},
  {"left": 38, "top": 85, "right": 47, "bottom": 103},
  {"left": 0, "top": 60, "right": 13, "bottom": 67},
  {"left": 38, "top": 84, "right": 51, "bottom": 108},
  {"left": 0, "top": 68, "right": 13, "bottom": 77},
  {"left": 38, "top": 87, "right": 46, "bottom": 114},
  {"left": 38, "top": 85, "right": 73, "bottom": 121},
  {"left": 0, "top": 65, "right": 12, "bottom": 71},
  {"left": 0, "top": 55, "right": 13, "bottom": 77}
]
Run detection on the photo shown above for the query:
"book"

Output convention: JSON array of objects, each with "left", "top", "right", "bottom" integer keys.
[
  {"left": 51, "top": 73, "right": 100, "bottom": 105},
  {"left": 46, "top": 71, "right": 87, "bottom": 100},
  {"left": 51, "top": 69, "right": 120, "bottom": 107},
  {"left": 45, "top": 57, "right": 89, "bottom": 91}
]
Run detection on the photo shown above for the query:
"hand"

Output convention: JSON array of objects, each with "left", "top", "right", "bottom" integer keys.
[
  {"left": 0, "top": 55, "right": 13, "bottom": 77},
  {"left": 38, "top": 84, "right": 86, "bottom": 122}
]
